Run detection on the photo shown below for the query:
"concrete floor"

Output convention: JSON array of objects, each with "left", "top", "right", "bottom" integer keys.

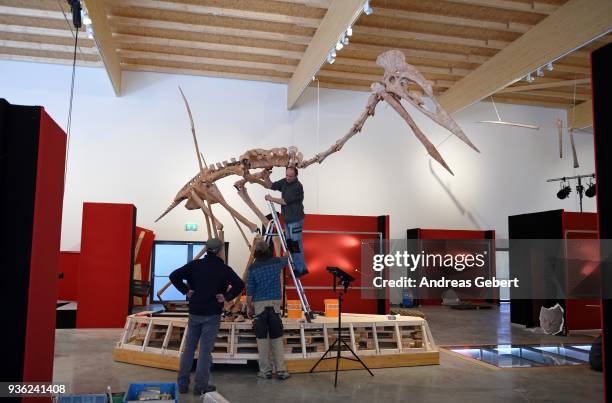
[{"left": 53, "top": 304, "right": 604, "bottom": 403}]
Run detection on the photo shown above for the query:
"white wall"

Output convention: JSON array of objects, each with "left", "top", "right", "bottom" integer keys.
[{"left": 0, "top": 60, "right": 596, "bottom": 274}]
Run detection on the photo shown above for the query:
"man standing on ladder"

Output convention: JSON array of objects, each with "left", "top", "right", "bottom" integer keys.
[{"left": 265, "top": 166, "right": 309, "bottom": 277}]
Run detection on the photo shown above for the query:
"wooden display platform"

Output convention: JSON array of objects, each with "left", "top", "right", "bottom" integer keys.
[{"left": 113, "top": 313, "right": 439, "bottom": 373}]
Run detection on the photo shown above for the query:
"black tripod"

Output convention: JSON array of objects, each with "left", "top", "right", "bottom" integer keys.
[{"left": 309, "top": 267, "right": 373, "bottom": 387}]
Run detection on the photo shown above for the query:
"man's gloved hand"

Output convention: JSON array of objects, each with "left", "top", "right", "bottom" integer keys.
[{"left": 216, "top": 293, "right": 226, "bottom": 303}]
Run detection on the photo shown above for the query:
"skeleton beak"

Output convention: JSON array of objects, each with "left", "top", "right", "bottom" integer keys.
[{"left": 381, "top": 91, "right": 454, "bottom": 175}]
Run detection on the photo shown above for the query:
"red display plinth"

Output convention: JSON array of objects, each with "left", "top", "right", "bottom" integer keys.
[
  {"left": 1, "top": 100, "right": 66, "bottom": 396},
  {"left": 407, "top": 228, "right": 496, "bottom": 305},
  {"left": 76, "top": 202, "right": 136, "bottom": 328},
  {"left": 509, "top": 210, "right": 600, "bottom": 331},
  {"left": 58, "top": 251, "right": 80, "bottom": 301}
]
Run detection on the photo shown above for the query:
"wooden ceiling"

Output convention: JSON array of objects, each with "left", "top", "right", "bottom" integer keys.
[{"left": 0, "top": 0, "right": 610, "bottom": 113}]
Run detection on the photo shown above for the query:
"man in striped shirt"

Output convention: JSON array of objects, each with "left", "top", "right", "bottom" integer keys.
[{"left": 246, "top": 240, "right": 290, "bottom": 380}]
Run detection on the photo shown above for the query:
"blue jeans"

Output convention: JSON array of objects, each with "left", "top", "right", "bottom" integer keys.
[
  {"left": 285, "top": 219, "right": 307, "bottom": 274},
  {"left": 178, "top": 314, "right": 220, "bottom": 390}
]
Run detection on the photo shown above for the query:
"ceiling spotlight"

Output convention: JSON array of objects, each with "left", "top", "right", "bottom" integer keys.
[
  {"left": 341, "top": 34, "right": 349, "bottom": 46},
  {"left": 536, "top": 67, "right": 544, "bottom": 77},
  {"left": 335, "top": 41, "right": 343, "bottom": 51},
  {"left": 557, "top": 183, "right": 572, "bottom": 200},
  {"left": 546, "top": 62, "right": 554, "bottom": 71},
  {"left": 363, "top": 0, "right": 373, "bottom": 15},
  {"left": 327, "top": 51, "right": 335, "bottom": 64},
  {"left": 585, "top": 181, "right": 596, "bottom": 198},
  {"left": 346, "top": 26, "right": 353, "bottom": 37},
  {"left": 526, "top": 73, "right": 534, "bottom": 83}
]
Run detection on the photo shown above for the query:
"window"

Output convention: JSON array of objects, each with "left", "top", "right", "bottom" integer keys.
[{"left": 151, "top": 241, "right": 205, "bottom": 302}]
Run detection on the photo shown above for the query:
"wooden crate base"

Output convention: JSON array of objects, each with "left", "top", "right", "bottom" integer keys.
[
  {"left": 286, "top": 351, "right": 440, "bottom": 373},
  {"left": 113, "top": 347, "right": 179, "bottom": 371},
  {"left": 114, "top": 313, "right": 439, "bottom": 373}
]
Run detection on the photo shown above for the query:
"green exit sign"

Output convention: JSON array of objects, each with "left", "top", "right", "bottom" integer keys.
[{"left": 185, "top": 223, "right": 198, "bottom": 231}]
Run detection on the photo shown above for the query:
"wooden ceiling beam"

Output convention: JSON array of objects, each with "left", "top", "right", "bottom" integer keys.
[
  {"left": 0, "top": 23, "right": 75, "bottom": 38},
  {"left": 105, "top": 0, "right": 322, "bottom": 28},
  {"left": 0, "top": 53, "right": 101, "bottom": 67},
  {"left": 109, "top": 16, "right": 312, "bottom": 45},
  {"left": 117, "top": 49, "right": 295, "bottom": 73},
  {"left": 568, "top": 100, "right": 593, "bottom": 129},
  {"left": 522, "top": 89, "right": 591, "bottom": 101},
  {"left": 286, "top": 0, "right": 363, "bottom": 109},
  {"left": 446, "top": 0, "right": 558, "bottom": 14},
  {"left": 113, "top": 33, "right": 304, "bottom": 60},
  {"left": 0, "top": 5, "right": 65, "bottom": 20},
  {"left": 372, "top": 7, "right": 533, "bottom": 34},
  {"left": 354, "top": 26, "right": 509, "bottom": 49},
  {"left": 439, "top": 0, "right": 612, "bottom": 113},
  {"left": 0, "top": 39, "right": 98, "bottom": 55},
  {"left": 275, "top": 0, "right": 331, "bottom": 9},
  {"left": 500, "top": 78, "right": 591, "bottom": 92},
  {"left": 122, "top": 63, "right": 290, "bottom": 84},
  {"left": 83, "top": 0, "right": 121, "bottom": 95},
  {"left": 485, "top": 95, "right": 573, "bottom": 108}
]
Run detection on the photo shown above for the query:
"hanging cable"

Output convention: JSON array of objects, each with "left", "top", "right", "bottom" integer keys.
[{"left": 316, "top": 77, "right": 320, "bottom": 213}]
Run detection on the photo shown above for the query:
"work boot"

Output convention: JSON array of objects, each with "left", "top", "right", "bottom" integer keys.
[
  {"left": 257, "top": 371, "right": 273, "bottom": 379},
  {"left": 276, "top": 371, "right": 291, "bottom": 380},
  {"left": 293, "top": 268, "right": 309, "bottom": 278}
]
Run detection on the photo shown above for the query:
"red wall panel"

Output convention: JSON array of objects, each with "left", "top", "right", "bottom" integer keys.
[
  {"left": 563, "top": 211, "right": 600, "bottom": 331},
  {"left": 58, "top": 252, "right": 80, "bottom": 301},
  {"left": 77, "top": 203, "right": 135, "bottom": 328},
  {"left": 286, "top": 213, "right": 388, "bottom": 314},
  {"left": 22, "top": 108, "right": 66, "bottom": 388}
]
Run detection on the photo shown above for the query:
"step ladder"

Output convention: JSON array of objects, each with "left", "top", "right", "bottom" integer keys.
[{"left": 264, "top": 200, "right": 314, "bottom": 322}]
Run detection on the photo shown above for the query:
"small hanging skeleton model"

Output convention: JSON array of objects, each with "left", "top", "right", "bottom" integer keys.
[
  {"left": 556, "top": 118, "right": 580, "bottom": 168},
  {"left": 155, "top": 50, "right": 479, "bottom": 316}
]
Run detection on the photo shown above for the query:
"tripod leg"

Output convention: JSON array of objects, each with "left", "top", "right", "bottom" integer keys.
[
  {"left": 309, "top": 339, "right": 338, "bottom": 373},
  {"left": 340, "top": 339, "right": 374, "bottom": 376},
  {"left": 334, "top": 337, "right": 341, "bottom": 387}
]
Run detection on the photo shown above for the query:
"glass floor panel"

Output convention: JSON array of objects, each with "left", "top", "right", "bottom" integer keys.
[{"left": 446, "top": 343, "right": 592, "bottom": 368}]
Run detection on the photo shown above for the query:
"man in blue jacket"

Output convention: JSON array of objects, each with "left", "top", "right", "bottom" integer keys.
[
  {"left": 170, "top": 238, "right": 244, "bottom": 395},
  {"left": 265, "top": 166, "right": 309, "bottom": 277}
]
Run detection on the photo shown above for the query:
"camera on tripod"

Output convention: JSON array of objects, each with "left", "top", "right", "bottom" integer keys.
[{"left": 326, "top": 266, "right": 355, "bottom": 292}]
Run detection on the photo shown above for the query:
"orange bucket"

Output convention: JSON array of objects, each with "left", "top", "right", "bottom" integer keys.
[
  {"left": 287, "top": 300, "right": 303, "bottom": 319},
  {"left": 324, "top": 298, "right": 339, "bottom": 317}
]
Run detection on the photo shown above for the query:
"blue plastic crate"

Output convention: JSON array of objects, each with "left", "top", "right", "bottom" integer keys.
[
  {"left": 123, "top": 382, "right": 178, "bottom": 403},
  {"left": 59, "top": 394, "right": 107, "bottom": 403}
]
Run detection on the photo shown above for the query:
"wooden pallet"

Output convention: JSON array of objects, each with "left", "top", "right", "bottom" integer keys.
[{"left": 113, "top": 313, "right": 439, "bottom": 372}]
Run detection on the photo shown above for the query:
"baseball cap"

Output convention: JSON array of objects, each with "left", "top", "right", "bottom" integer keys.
[
  {"left": 206, "top": 238, "right": 223, "bottom": 253},
  {"left": 254, "top": 240, "right": 270, "bottom": 254}
]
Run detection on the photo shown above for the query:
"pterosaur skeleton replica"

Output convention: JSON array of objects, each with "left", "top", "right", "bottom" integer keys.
[{"left": 155, "top": 51, "right": 479, "bottom": 308}]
